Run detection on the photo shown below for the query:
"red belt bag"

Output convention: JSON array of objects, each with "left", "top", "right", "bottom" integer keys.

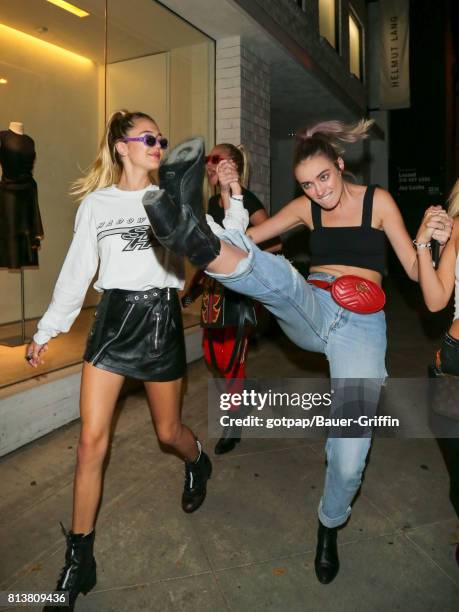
[{"left": 307, "top": 275, "right": 386, "bottom": 314}]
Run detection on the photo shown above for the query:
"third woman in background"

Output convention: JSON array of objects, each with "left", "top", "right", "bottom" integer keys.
[
  {"left": 182, "top": 143, "right": 280, "bottom": 455},
  {"left": 416, "top": 178, "right": 459, "bottom": 565}
]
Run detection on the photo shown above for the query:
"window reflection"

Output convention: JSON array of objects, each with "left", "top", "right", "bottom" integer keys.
[
  {"left": 0, "top": 0, "right": 214, "bottom": 384},
  {"left": 349, "top": 8, "right": 363, "bottom": 80},
  {"left": 319, "top": 0, "right": 337, "bottom": 49}
]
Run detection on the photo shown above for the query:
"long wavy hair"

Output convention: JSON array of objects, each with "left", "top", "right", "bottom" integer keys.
[
  {"left": 447, "top": 179, "right": 459, "bottom": 218},
  {"left": 71, "top": 109, "right": 156, "bottom": 200}
]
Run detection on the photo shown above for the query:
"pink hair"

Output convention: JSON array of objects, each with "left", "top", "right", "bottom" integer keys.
[{"left": 294, "top": 118, "right": 374, "bottom": 166}]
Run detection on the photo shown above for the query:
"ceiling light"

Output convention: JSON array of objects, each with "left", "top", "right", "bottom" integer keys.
[
  {"left": 0, "top": 24, "right": 92, "bottom": 65},
  {"left": 0, "top": 78, "right": 8, "bottom": 84},
  {"left": 46, "top": 0, "right": 90, "bottom": 18}
]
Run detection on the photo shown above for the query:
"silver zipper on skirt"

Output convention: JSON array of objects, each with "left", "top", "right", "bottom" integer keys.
[
  {"left": 91, "top": 303, "right": 135, "bottom": 363},
  {"left": 154, "top": 313, "right": 161, "bottom": 350}
]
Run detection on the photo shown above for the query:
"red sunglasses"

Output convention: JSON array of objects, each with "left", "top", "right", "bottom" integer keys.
[{"left": 205, "top": 154, "right": 224, "bottom": 164}]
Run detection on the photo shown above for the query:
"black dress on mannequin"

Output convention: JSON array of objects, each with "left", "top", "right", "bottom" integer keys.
[{"left": 0, "top": 129, "right": 44, "bottom": 268}]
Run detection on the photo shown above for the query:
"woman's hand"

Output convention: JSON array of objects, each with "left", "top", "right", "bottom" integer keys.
[
  {"left": 416, "top": 206, "right": 453, "bottom": 245},
  {"left": 217, "top": 160, "right": 241, "bottom": 196},
  {"left": 25, "top": 341, "right": 48, "bottom": 368}
]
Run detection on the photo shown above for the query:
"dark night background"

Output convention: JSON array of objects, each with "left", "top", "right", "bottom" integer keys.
[{"left": 388, "top": 0, "right": 459, "bottom": 273}]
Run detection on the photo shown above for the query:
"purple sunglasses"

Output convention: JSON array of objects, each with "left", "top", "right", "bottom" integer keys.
[{"left": 122, "top": 134, "right": 168, "bottom": 149}]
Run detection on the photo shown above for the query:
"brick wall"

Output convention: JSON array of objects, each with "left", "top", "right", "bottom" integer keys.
[{"left": 216, "top": 37, "right": 271, "bottom": 209}]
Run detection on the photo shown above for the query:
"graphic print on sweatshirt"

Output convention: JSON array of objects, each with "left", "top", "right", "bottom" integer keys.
[{"left": 96, "top": 215, "right": 161, "bottom": 251}]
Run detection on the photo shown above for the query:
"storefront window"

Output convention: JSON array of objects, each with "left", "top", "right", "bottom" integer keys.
[
  {"left": 319, "top": 0, "right": 338, "bottom": 50},
  {"left": 0, "top": 1, "right": 214, "bottom": 386},
  {"left": 106, "top": 0, "right": 214, "bottom": 325},
  {"left": 349, "top": 7, "right": 363, "bottom": 80}
]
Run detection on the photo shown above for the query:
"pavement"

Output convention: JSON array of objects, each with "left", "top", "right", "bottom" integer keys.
[{"left": 1, "top": 277, "right": 458, "bottom": 612}]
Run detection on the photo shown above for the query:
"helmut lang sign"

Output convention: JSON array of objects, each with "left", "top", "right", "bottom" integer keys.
[{"left": 379, "top": 0, "right": 410, "bottom": 109}]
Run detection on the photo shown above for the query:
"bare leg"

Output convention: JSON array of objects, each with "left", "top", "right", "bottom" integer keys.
[
  {"left": 72, "top": 362, "right": 125, "bottom": 533},
  {"left": 144, "top": 378, "right": 199, "bottom": 460},
  {"left": 206, "top": 241, "right": 247, "bottom": 275}
]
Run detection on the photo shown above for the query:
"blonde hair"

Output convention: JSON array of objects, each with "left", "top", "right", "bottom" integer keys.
[
  {"left": 71, "top": 109, "right": 156, "bottom": 200},
  {"left": 447, "top": 179, "right": 459, "bottom": 218},
  {"left": 294, "top": 119, "right": 374, "bottom": 166},
  {"left": 216, "top": 143, "right": 250, "bottom": 188}
]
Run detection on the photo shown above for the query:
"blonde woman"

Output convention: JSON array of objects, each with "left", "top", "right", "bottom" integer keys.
[
  {"left": 183, "top": 143, "right": 280, "bottom": 454},
  {"left": 416, "top": 179, "right": 459, "bottom": 565},
  {"left": 25, "top": 111, "right": 218, "bottom": 608}
]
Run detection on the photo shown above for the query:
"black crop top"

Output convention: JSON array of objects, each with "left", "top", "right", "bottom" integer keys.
[{"left": 309, "top": 185, "right": 386, "bottom": 275}]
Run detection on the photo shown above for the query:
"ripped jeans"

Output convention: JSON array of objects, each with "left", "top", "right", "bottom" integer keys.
[{"left": 207, "top": 229, "right": 387, "bottom": 527}]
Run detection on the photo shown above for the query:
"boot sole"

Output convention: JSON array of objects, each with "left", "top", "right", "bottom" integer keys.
[
  {"left": 159, "top": 138, "right": 204, "bottom": 207},
  {"left": 163, "top": 138, "right": 203, "bottom": 167}
]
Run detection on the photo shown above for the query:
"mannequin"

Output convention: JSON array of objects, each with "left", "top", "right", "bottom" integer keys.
[{"left": 0, "top": 121, "right": 44, "bottom": 268}]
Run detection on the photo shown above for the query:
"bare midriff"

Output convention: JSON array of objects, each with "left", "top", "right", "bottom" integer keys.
[{"left": 309, "top": 264, "right": 383, "bottom": 286}]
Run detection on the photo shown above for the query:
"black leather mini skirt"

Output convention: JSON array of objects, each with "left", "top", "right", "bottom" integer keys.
[{"left": 84, "top": 287, "right": 186, "bottom": 381}]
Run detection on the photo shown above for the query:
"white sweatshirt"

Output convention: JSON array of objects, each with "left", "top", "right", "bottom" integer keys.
[{"left": 34, "top": 184, "right": 248, "bottom": 345}]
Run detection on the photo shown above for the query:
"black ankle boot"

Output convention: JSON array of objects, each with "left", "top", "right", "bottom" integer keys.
[
  {"left": 314, "top": 520, "right": 339, "bottom": 584},
  {"left": 159, "top": 136, "right": 205, "bottom": 217},
  {"left": 43, "top": 524, "right": 96, "bottom": 611},
  {"left": 182, "top": 441, "right": 212, "bottom": 513},
  {"left": 143, "top": 189, "right": 220, "bottom": 268},
  {"left": 214, "top": 423, "right": 242, "bottom": 455},
  {"left": 142, "top": 138, "right": 221, "bottom": 268}
]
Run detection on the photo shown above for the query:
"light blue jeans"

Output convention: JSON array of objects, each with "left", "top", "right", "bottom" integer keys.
[{"left": 207, "top": 229, "right": 387, "bottom": 528}]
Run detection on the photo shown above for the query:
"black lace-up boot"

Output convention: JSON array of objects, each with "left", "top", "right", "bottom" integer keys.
[
  {"left": 43, "top": 524, "right": 96, "bottom": 611},
  {"left": 182, "top": 440, "right": 212, "bottom": 513},
  {"left": 314, "top": 520, "right": 340, "bottom": 584}
]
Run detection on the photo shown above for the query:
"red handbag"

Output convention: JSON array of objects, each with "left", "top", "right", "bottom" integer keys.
[{"left": 307, "top": 275, "right": 385, "bottom": 314}]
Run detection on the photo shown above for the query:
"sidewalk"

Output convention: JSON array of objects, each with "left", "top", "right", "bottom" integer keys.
[{"left": 1, "top": 279, "right": 458, "bottom": 611}]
